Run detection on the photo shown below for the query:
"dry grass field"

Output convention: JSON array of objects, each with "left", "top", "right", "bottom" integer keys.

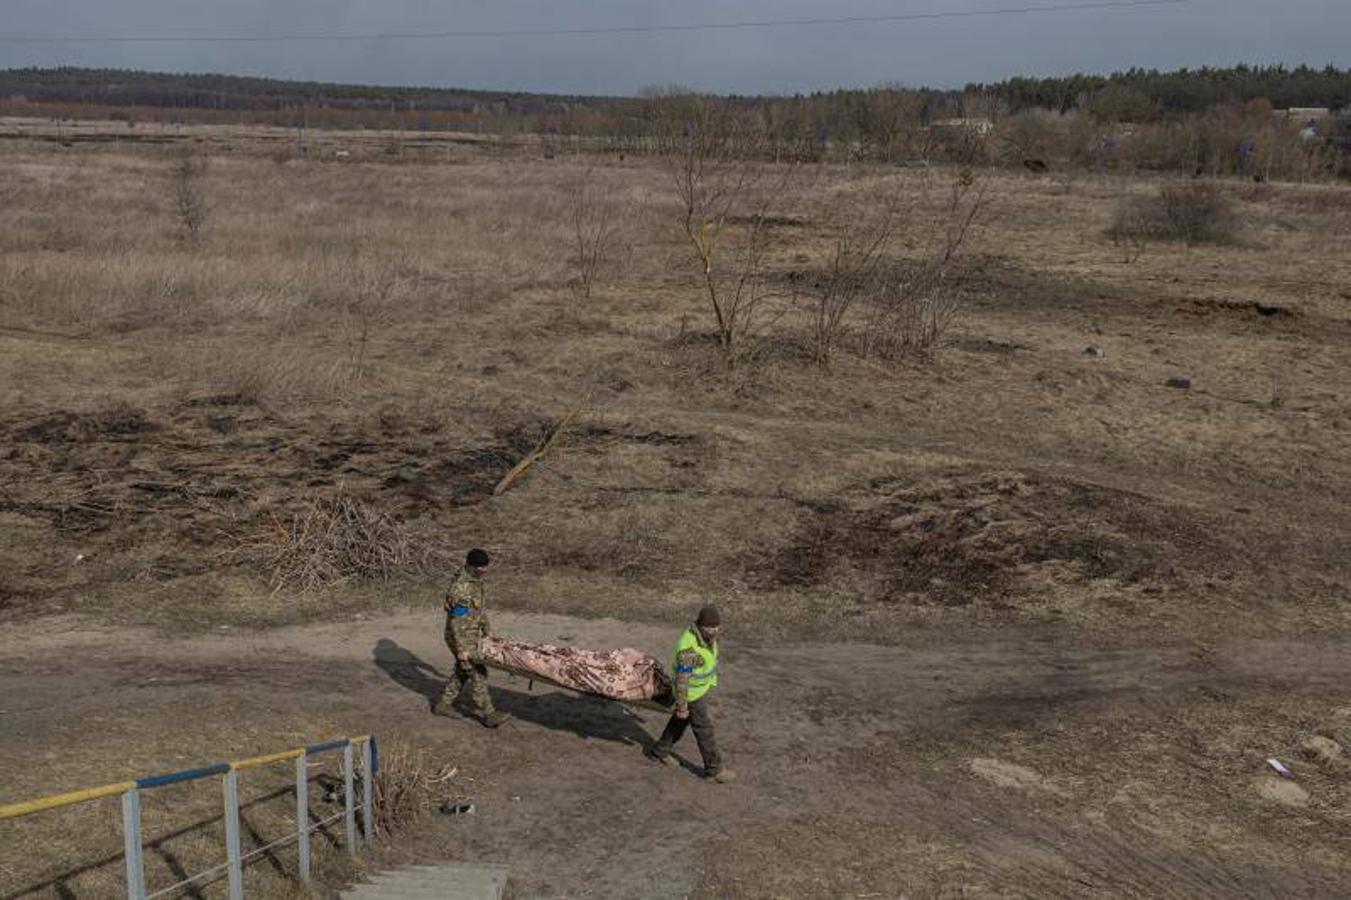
[{"left": 2, "top": 127, "right": 1350, "bottom": 897}]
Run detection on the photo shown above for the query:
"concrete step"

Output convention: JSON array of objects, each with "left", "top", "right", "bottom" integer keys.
[{"left": 341, "top": 862, "right": 509, "bottom": 900}]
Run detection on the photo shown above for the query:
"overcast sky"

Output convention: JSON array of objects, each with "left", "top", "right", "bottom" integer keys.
[{"left": 1, "top": 0, "right": 1346, "bottom": 96}]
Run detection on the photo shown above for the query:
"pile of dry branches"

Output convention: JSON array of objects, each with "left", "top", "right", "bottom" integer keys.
[{"left": 247, "top": 492, "right": 436, "bottom": 593}]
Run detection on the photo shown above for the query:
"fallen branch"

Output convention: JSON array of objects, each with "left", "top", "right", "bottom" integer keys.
[
  {"left": 427, "top": 764, "right": 458, "bottom": 785},
  {"left": 492, "top": 407, "right": 582, "bottom": 496}
]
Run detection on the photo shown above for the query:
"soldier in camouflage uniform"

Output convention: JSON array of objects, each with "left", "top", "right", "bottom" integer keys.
[{"left": 432, "top": 548, "right": 511, "bottom": 728}]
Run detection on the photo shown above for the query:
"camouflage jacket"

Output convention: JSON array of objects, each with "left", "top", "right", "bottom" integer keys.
[{"left": 443, "top": 566, "right": 489, "bottom": 654}]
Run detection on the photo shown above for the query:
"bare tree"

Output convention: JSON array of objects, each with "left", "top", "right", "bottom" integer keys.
[
  {"left": 710, "top": 212, "right": 783, "bottom": 361},
  {"left": 867, "top": 86, "right": 926, "bottom": 163},
  {"left": 345, "top": 262, "right": 397, "bottom": 388},
  {"left": 648, "top": 89, "right": 791, "bottom": 364},
  {"left": 173, "top": 154, "right": 208, "bottom": 247},
  {"left": 937, "top": 167, "right": 987, "bottom": 266},
  {"left": 568, "top": 169, "right": 620, "bottom": 300}
]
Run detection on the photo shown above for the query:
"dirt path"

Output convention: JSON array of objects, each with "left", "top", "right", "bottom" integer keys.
[{"left": 3, "top": 612, "right": 1350, "bottom": 898}]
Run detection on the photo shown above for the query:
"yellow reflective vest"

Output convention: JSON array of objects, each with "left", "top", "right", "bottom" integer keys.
[{"left": 674, "top": 627, "right": 719, "bottom": 702}]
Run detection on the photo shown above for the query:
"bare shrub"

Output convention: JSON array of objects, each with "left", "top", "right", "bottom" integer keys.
[
  {"left": 245, "top": 491, "right": 440, "bottom": 593},
  {"left": 861, "top": 263, "right": 962, "bottom": 357},
  {"left": 860, "top": 168, "right": 987, "bottom": 358},
  {"left": 173, "top": 154, "right": 208, "bottom": 246},
  {"left": 371, "top": 737, "right": 457, "bottom": 837},
  {"left": 699, "top": 212, "right": 790, "bottom": 365},
  {"left": 994, "top": 110, "right": 1070, "bottom": 170},
  {"left": 568, "top": 169, "right": 622, "bottom": 300},
  {"left": 809, "top": 200, "right": 897, "bottom": 369},
  {"left": 1109, "top": 182, "right": 1241, "bottom": 245},
  {"left": 343, "top": 263, "right": 398, "bottom": 388},
  {"left": 1110, "top": 203, "right": 1149, "bottom": 263}
]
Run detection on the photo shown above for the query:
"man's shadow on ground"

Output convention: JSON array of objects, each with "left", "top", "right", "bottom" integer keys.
[{"left": 372, "top": 638, "right": 658, "bottom": 748}]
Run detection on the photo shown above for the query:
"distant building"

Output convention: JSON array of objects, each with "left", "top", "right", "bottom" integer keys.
[
  {"left": 1274, "top": 107, "right": 1332, "bottom": 141},
  {"left": 926, "top": 117, "right": 995, "bottom": 136},
  {"left": 1274, "top": 107, "right": 1331, "bottom": 123}
]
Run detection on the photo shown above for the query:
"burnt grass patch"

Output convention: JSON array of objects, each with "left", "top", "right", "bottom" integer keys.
[
  {"left": 0, "top": 402, "right": 569, "bottom": 611},
  {"left": 393, "top": 447, "right": 513, "bottom": 506},
  {"left": 748, "top": 470, "right": 1235, "bottom": 607},
  {"left": 14, "top": 404, "right": 160, "bottom": 443},
  {"left": 571, "top": 424, "right": 700, "bottom": 447},
  {"left": 384, "top": 418, "right": 561, "bottom": 507}
]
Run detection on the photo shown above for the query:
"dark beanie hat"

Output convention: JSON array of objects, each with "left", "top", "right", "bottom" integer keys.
[
  {"left": 466, "top": 548, "right": 491, "bottom": 568},
  {"left": 696, "top": 605, "right": 721, "bottom": 627}
]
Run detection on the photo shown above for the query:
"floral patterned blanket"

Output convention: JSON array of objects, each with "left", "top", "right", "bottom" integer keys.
[{"left": 480, "top": 636, "right": 672, "bottom": 704}]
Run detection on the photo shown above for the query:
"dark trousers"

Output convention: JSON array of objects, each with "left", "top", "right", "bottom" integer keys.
[{"left": 652, "top": 697, "right": 721, "bottom": 773}]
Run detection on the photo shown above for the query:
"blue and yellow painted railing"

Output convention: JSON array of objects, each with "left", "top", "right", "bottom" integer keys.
[{"left": 0, "top": 734, "right": 378, "bottom": 900}]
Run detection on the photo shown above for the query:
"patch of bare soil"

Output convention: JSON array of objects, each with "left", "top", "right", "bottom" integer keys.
[
  {"left": 3, "top": 612, "right": 1350, "bottom": 898},
  {"left": 964, "top": 257, "right": 1136, "bottom": 316},
  {"left": 966, "top": 256, "right": 1347, "bottom": 337},
  {"left": 748, "top": 469, "right": 1240, "bottom": 608}
]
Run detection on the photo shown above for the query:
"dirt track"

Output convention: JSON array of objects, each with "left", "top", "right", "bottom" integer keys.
[{"left": 4, "top": 611, "right": 1350, "bottom": 898}]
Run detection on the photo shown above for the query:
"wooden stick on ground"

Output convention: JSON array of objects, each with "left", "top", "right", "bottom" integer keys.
[{"left": 491, "top": 407, "right": 582, "bottom": 497}]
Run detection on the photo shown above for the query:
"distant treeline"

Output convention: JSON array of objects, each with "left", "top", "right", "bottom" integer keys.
[
  {"left": 3, "top": 64, "right": 1348, "bottom": 124},
  {"left": 2, "top": 65, "right": 1348, "bottom": 179},
  {"left": 0, "top": 66, "right": 624, "bottom": 117},
  {"left": 968, "top": 64, "right": 1351, "bottom": 116}
]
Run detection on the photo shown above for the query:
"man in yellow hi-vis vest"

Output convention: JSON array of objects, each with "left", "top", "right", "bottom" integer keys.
[{"left": 645, "top": 605, "right": 734, "bottom": 783}]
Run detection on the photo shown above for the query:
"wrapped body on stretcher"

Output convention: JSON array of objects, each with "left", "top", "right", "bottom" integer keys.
[{"left": 480, "top": 636, "right": 675, "bottom": 710}]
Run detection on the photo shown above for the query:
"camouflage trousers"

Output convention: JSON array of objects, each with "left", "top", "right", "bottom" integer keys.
[{"left": 439, "top": 627, "right": 495, "bottom": 717}]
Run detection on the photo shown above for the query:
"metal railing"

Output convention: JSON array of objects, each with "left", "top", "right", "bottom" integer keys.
[{"left": 0, "top": 734, "right": 378, "bottom": 900}]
